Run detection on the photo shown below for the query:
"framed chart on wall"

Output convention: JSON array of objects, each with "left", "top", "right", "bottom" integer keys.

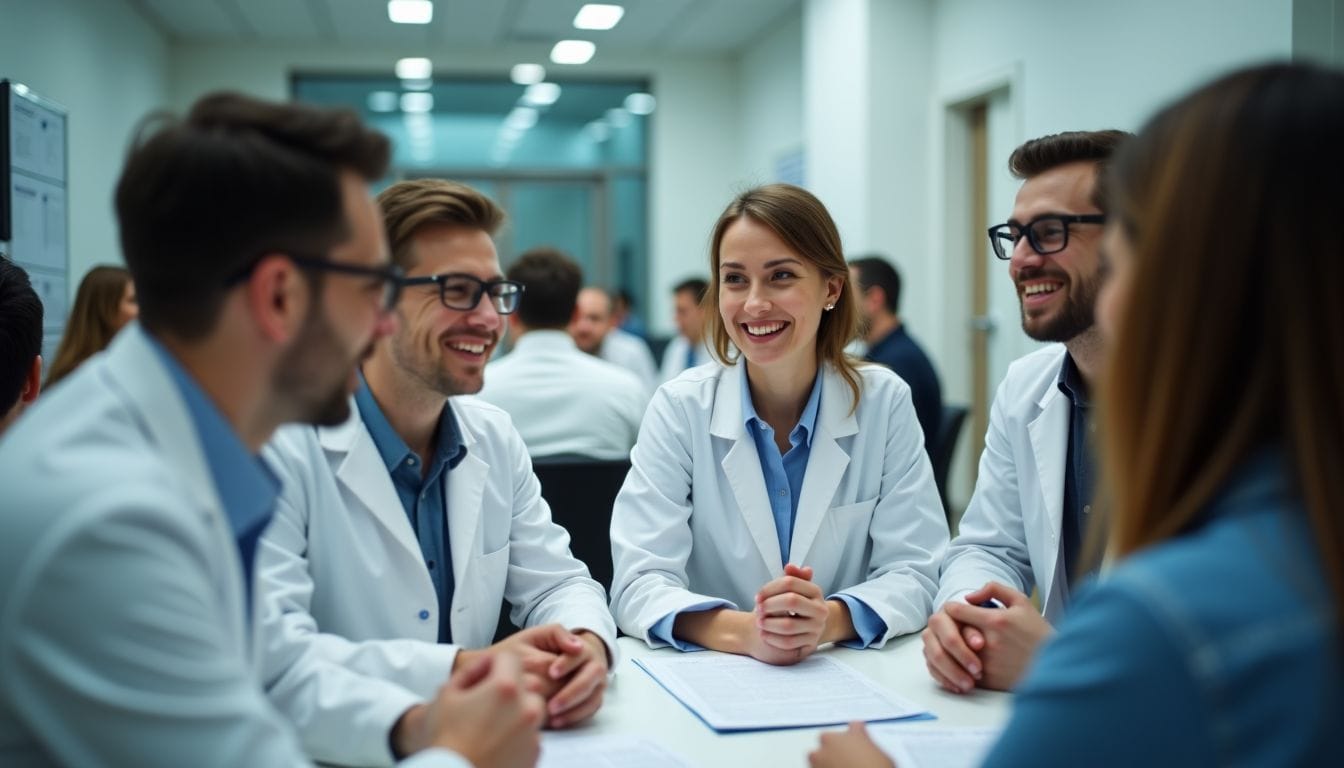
[{"left": 1, "top": 79, "right": 69, "bottom": 360}]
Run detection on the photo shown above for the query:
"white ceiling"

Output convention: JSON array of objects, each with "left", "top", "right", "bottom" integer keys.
[{"left": 127, "top": 0, "right": 801, "bottom": 54}]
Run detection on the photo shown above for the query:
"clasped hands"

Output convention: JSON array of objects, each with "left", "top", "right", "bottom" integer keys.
[
  {"left": 921, "top": 581, "right": 1053, "bottom": 693},
  {"left": 453, "top": 623, "right": 610, "bottom": 728}
]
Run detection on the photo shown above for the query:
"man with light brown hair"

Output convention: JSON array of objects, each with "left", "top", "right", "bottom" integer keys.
[
  {"left": 260, "top": 178, "right": 616, "bottom": 761},
  {"left": 924, "top": 130, "right": 1130, "bottom": 694}
]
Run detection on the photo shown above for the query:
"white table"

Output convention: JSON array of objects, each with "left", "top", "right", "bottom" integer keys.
[{"left": 557, "top": 635, "right": 1012, "bottom": 767}]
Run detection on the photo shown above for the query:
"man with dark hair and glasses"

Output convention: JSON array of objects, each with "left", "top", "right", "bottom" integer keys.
[
  {"left": 923, "top": 129, "right": 1131, "bottom": 695},
  {"left": 0, "top": 94, "right": 542, "bottom": 768},
  {"left": 479, "top": 247, "right": 646, "bottom": 460},
  {"left": 260, "top": 179, "right": 617, "bottom": 748}
]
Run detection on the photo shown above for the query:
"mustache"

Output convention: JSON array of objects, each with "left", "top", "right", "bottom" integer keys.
[{"left": 1014, "top": 267, "right": 1069, "bottom": 285}]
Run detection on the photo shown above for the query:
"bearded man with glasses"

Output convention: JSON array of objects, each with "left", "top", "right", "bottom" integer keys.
[
  {"left": 922, "top": 130, "right": 1131, "bottom": 696},
  {"left": 258, "top": 179, "right": 617, "bottom": 762}
]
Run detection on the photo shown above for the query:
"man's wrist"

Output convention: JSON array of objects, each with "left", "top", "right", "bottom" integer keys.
[{"left": 390, "top": 703, "right": 427, "bottom": 760}]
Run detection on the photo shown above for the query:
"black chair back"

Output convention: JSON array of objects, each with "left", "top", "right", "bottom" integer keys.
[{"left": 932, "top": 405, "right": 969, "bottom": 519}]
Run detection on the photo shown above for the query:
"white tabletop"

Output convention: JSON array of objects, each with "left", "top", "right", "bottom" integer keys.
[{"left": 559, "top": 634, "right": 1013, "bottom": 767}]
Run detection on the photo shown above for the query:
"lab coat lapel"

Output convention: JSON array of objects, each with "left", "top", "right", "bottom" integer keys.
[
  {"left": 319, "top": 411, "right": 425, "bottom": 563},
  {"left": 444, "top": 431, "right": 487, "bottom": 606},
  {"left": 790, "top": 369, "right": 857, "bottom": 564},
  {"left": 711, "top": 365, "right": 783, "bottom": 574},
  {"left": 1027, "top": 382, "right": 1069, "bottom": 605}
]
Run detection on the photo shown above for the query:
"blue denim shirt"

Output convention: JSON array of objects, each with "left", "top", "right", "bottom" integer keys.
[
  {"left": 355, "top": 377, "right": 467, "bottom": 643},
  {"left": 650, "top": 368, "right": 887, "bottom": 649},
  {"left": 150, "top": 338, "right": 279, "bottom": 615},
  {"left": 986, "top": 451, "right": 1340, "bottom": 766}
]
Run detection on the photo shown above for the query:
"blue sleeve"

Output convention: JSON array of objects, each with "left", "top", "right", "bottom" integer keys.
[
  {"left": 830, "top": 593, "right": 888, "bottom": 649},
  {"left": 982, "top": 580, "right": 1212, "bottom": 767},
  {"left": 648, "top": 599, "right": 734, "bottom": 651}
]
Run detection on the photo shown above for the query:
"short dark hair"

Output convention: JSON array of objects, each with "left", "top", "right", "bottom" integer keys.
[
  {"left": 377, "top": 179, "right": 505, "bottom": 271},
  {"left": 508, "top": 247, "right": 582, "bottom": 329},
  {"left": 0, "top": 258, "right": 43, "bottom": 412},
  {"left": 1008, "top": 129, "right": 1132, "bottom": 212},
  {"left": 115, "top": 92, "right": 390, "bottom": 340},
  {"left": 673, "top": 278, "right": 708, "bottom": 303},
  {"left": 849, "top": 255, "right": 902, "bottom": 314}
]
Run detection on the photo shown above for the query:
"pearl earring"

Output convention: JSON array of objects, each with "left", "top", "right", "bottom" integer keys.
[{"left": 824, "top": 303, "right": 835, "bottom": 311}]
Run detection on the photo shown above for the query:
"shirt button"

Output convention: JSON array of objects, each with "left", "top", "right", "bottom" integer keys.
[
  {"left": 406, "top": 457, "right": 416, "bottom": 466},
  {"left": 418, "top": 609, "right": 430, "bottom": 620},
  {"left": 1083, "top": 505, "right": 1092, "bottom": 515},
  {"left": 777, "top": 489, "right": 787, "bottom": 497}
]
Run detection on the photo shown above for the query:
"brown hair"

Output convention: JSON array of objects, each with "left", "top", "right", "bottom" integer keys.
[
  {"left": 1009, "top": 129, "right": 1131, "bottom": 211},
  {"left": 376, "top": 179, "right": 505, "bottom": 271},
  {"left": 115, "top": 92, "right": 390, "bottom": 340},
  {"left": 507, "top": 247, "right": 582, "bottom": 329},
  {"left": 1101, "top": 64, "right": 1344, "bottom": 620},
  {"left": 0, "top": 258, "right": 42, "bottom": 411},
  {"left": 45, "top": 265, "right": 132, "bottom": 387},
  {"left": 703, "top": 183, "right": 862, "bottom": 407}
]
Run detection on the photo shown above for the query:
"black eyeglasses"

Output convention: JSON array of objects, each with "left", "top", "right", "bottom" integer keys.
[
  {"left": 398, "top": 272, "right": 525, "bottom": 314},
  {"left": 987, "top": 214, "right": 1107, "bottom": 260},
  {"left": 226, "top": 253, "right": 406, "bottom": 311}
]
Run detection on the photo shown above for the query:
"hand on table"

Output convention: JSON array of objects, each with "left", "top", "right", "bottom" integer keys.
[
  {"left": 923, "top": 582, "right": 1052, "bottom": 693},
  {"left": 455, "top": 623, "right": 610, "bottom": 727},
  {"left": 808, "top": 722, "right": 896, "bottom": 768}
]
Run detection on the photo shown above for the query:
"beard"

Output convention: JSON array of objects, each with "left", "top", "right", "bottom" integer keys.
[
  {"left": 388, "top": 325, "right": 495, "bottom": 398},
  {"left": 274, "top": 303, "right": 367, "bottom": 427},
  {"left": 1019, "top": 269, "right": 1102, "bottom": 343}
]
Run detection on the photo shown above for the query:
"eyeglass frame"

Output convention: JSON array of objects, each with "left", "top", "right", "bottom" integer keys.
[
  {"left": 398, "top": 271, "right": 526, "bottom": 315},
  {"left": 986, "top": 213, "right": 1107, "bottom": 261},
  {"left": 225, "top": 253, "right": 406, "bottom": 312}
]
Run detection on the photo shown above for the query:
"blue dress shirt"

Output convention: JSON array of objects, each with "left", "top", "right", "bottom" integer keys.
[
  {"left": 150, "top": 339, "right": 279, "bottom": 615},
  {"left": 651, "top": 368, "right": 887, "bottom": 649},
  {"left": 864, "top": 325, "right": 943, "bottom": 454},
  {"left": 1056, "top": 353, "right": 1098, "bottom": 591},
  {"left": 356, "top": 376, "right": 467, "bottom": 643}
]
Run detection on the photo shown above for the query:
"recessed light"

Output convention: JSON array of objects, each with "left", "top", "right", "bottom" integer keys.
[
  {"left": 367, "top": 91, "right": 399, "bottom": 112},
  {"left": 624, "top": 92, "right": 655, "bottom": 115},
  {"left": 401, "top": 78, "right": 433, "bottom": 91},
  {"left": 606, "top": 107, "right": 631, "bottom": 128},
  {"left": 574, "top": 4, "right": 624, "bottom": 30},
  {"left": 511, "top": 63, "right": 546, "bottom": 85},
  {"left": 551, "top": 40, "right": 596, "bottom": 65},
  {"left": 395, "top": 57, "right": 432, "bottom": 80},
  {"left": 400, "top": 92, "right": 434, "bottom": 112},
  {"left": 584, "top": 120, "right": 611, "bottom": 142},
  {"left": 505, "top": 107, "right": 538, "bottom": 130},
  {"left": 388, "top": 0, "right": 433, "bottom": 24},
  {"left": 522, "top": 82, "right": 562, "bottom": 106}
]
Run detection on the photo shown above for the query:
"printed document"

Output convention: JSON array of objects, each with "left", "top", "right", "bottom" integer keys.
[{"left": 867, "top": 724, "right": 1003, "bottom": 768}]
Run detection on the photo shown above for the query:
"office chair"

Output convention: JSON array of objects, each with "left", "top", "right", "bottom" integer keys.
[{"left": 932, "top": 404, "right": 969, "bottom": 521}]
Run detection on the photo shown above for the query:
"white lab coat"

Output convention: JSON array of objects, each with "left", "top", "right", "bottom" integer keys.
[
  {"left": 0, "top": 327, "right": 461, "bottom": 768},
  {"left": 658, "top": 334, "right": 715, "bottom": 383},
  {"left": 258, "top": 394, "right": 618, "bottom": 751},
  {"left": 609, "top": 361, "right": 949, "bottom": 647},
  {"left": 599, "top": 328, "right": 659, "bottom": 395},
  {"left": 935, "top": 344, "right": 1072, "bottom": 621},
  {"left": 479, "top": 330, "right": 647, "bottom": 459}
]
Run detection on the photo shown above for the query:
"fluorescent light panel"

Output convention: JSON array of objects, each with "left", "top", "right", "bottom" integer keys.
[
  {"left": 551, "top": 40, "right": 596, "bottom": 65},
  {"left": 624, "top": 92, "right": 655, "bottom": 115},
  {"left": 395, "top": 57, "right": 432, "bottom": 80},
  {"left": 367, "top": 91, "right": 398, "bottom": 112},
  {"left": 511, "top": 63, "right": 546, "bottom": 85},
  {"left": 574, "top": 4, "right": 624, "bottom": 30},
  {"left": 505, "top": 107, "right": 538, "bottom": 130},
  {"left": 388, "top": 0, "right": 433, "bottom": 24},
  {"left": 522, "top": 82, "right": 562, "bottom": 106},
  {"left": 400, "top": 92, "right": 434, "bottom": 112}
]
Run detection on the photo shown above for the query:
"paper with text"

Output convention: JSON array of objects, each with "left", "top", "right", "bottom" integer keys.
[
  {"left": 633, "top": 653, "right": 928, "bottom": 731},
  {"left": 539, "top": 732, "right": 693, "bottom": 768},
  {"left": 868, "top": 724, "right": 1003, "bottom": 768}
]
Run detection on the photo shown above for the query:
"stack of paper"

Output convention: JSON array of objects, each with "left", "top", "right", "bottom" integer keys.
[
  {"left": 539, "top": 731, "right": 693, "bottom": 768},
  {"left": 867, "top": 724, "right": 1004, "bottom": 768},
  {"left": 634, "top": 653, "right": 929, "bottom": 732}
]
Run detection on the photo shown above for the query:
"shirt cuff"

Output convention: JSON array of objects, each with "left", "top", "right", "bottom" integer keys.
[
  {"left": 831, "top": 593, "right": 888, "bottom": 649},
  {"left": 649, "top": 599, "right": 734, "bottom": 651}
]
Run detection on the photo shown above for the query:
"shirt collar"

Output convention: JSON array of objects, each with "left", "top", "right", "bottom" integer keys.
[
  {"left": 1056, "top": 352, "right": 1092, "bottom": 408},
  {"left": 147, "top": 336, "right": 279, "bottom": 534},
  {"left": 355, "top": 373, "right": 468, "bottom": 474},
  {"left": 740, "top": 365, "right": 824, "bottom": 448}
]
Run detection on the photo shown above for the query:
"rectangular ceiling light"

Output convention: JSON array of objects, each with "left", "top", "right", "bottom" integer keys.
[
  {"left": 400, "top": 92, "right": 434, "bottom": 113},
  {"left": 395, "top": 57, "right": 433, "bottom": 80},
  {"left": 388, "top": 0, "right": 433, "bottom": 24},
  {"left": 551, "top": 40, "right": 596, "bottom": 65},
  {"left": 574, "top": 4, "right": 624, "bottom": 30}
]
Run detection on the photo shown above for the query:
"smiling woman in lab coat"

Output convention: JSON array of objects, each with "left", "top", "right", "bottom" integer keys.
[{"left": 609, "top": 183, "right": 949, "bottom": 664}]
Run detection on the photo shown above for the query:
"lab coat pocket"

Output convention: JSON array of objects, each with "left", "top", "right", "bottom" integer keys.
[{"left": 825, "top": 497, "right": 879, "bottom": 551}]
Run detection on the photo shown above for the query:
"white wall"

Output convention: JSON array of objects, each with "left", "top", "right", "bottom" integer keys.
[
  {"left": 165, "top": 42, "right": 743, "bottom": 337},
  {"left": 737, "top": 13, "right": 804, "bottom": 188},
  {"left": 0, "top": 0, "right": 168, "bottom": 293}
]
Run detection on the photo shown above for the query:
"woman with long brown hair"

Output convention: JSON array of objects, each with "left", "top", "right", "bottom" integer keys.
[
  {"left": 45, "top": 264, "right": 137, "bottom": 388},
  {"left": 610, "top": 183, "right": 948, "bottom": 664},
  {"left": 811, "top": 61, "right": 1343, "bottom": 766}
]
